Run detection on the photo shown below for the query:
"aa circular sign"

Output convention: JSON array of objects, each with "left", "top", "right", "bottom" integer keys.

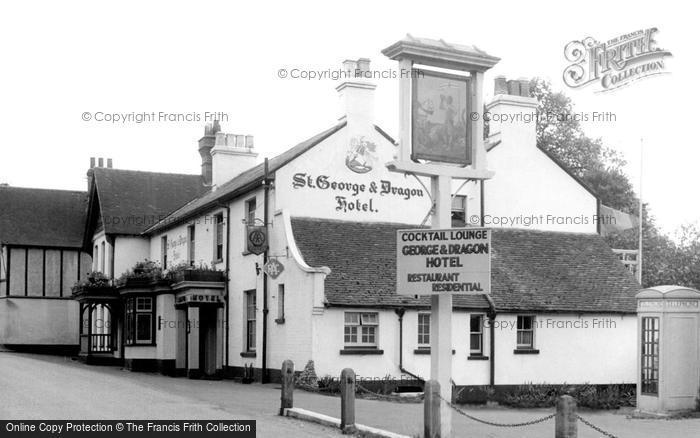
[{"left": 246, "top": 226, "right": 268, "bottom": 255}]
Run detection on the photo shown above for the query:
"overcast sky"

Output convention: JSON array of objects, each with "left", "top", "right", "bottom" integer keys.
[{"left": 0, "top": 0, "right": 696, "bottom": 236}]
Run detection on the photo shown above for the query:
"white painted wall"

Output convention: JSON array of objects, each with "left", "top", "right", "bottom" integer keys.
[
  {"left": 91, "top": 231, "right": 109, "bottom": 275},
  {"left": 309, "top": 310, "right": 635, "bottom": 384},
  {"left": 492, "top": 313, "right": 636, "bottom": 384},
  {"left": 155, "top": 293, "right": 177, "bottom": 360},
  {"left": 482, "top": 94, "right": 598, "bottom": 233},
  {"left": 310, "top": 309, "right": 493, "bottom": 384},
  {"left": 264, "top": 209, "right": 316, "bottom": 371},
  {"left": 275, "top": 126, "right": 432, "bottom": 225},
  {"left": 0, "top": 298, "right": 79, "bottom": 345},
  {"left": 124, "top": 345, "right": 156, "bottom": 359},
  {"left": 149, "top": 210, "right": 225, "bottom": 271},
  {"left": 114, "top": 236, "right": 150, "bottom": 277}
]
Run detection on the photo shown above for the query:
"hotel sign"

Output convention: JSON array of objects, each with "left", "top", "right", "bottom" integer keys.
[
  {"left": 246, "top": 226, "right": 268, "bottom": 255},
  {"left": 412, "top": 70, "right": 471, "bottom": 164},
  {"left": 175, "top": 294, "right": 224, "bottom": 305},
  {"left": 396, "top": 228, "right": 490, "bottom": 295}
]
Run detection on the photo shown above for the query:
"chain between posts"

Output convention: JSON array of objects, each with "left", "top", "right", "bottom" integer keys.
[
  {"left": 576, "top": 414, "right": 619, "bottom": 438},
  {"left": 297, "top": 376, "right": 617, "bottom": 435},
  {"left": 300, "top": 381, "right": 554, "bottom": 429},
  {"left": 356, "top": 383, "right": 422, "bottom": 402},
  {"left": 295, "top": 380, "right": 421, "bottom": 399},
  {"left": 438, "top": 394, "right": 556, "bottom": 428}
]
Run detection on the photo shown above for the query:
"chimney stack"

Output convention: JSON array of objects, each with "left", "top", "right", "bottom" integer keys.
[
  {"left": 198, "top": 120, "right": 221, "bottom": 186},
  {"left": 494, "top": 76, "right": 508, "bottom": 95},
  {"left": 336, "top": 58, "right": 376, "bottom": 138},
  {"left": 87, "top": 157, "right": 113, "bottom": 189},
  {"left": 210, "top": 131, "right": 258, "bottom": 187},
  {"left": 486, "top": 76, "right": 537, "bottom": 150}
]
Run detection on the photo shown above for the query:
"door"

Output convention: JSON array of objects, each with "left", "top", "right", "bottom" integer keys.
[{"left": 198, "top": 306, "right": 218, "bottom": 377}]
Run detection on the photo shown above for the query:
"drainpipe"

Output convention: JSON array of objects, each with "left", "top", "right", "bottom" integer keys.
[
  {"left": 224, "top": 205, "right": 231, "bottom": 371},
  {"left": 107, "top": 235, "right": 120, "bottom": 359},
  {"left": 480, "top": 179, "right": 495, "bottom": 386},
  {"left": 485, "top": 294, "right": 496, "bottom": 386},
  {"left": 395, "top": 307, "right": 423, "bottom": 382},
  {"left": 261, "top": 158, "right": 270, "bottom": 383},
  {"left": 216, "top": 202, "right": 231, "bottom": 372},
  {"left": 394, "top": 308, "right": 405, "bottom": 369}
]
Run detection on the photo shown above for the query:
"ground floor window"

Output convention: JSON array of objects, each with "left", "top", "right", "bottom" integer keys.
[
  {"left": 516, "top": 315, "right": 535, "bottom": 349},
  {"left": 276, "top": 284, "right": 285, "bottom": 322},
  {"left": 124, "top": 296, "right": 154, "bottom": 345},
  {"left": 470, "top": 314, "right": 484, "bottom": 355},
  {"left": 417, "top": 313, "right": 430, "bottom": 347},
  {"left": 344, "top": 312, "right": 378, "bottom": 348},
  {"left": 245, "top": 290, "right": 256, "bottom": 352},
  {"left": 641, "top": 316, "right": 659, "bottom": 395}
]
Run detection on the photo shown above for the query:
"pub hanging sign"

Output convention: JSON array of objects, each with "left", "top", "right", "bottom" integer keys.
[
  {"left": 246, "top": 225, "right": 268, "bottom": 255},
  {"left": 412, "top": 69, "right": 472, "bottom": 165}
]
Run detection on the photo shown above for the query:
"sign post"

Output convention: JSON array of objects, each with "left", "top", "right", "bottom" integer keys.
[{"left": 382, "top": 35, "right": 499, "bottom": 437}]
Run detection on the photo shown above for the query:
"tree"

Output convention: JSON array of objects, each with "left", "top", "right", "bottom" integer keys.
[
  {"left": 529, "top": 78, "right": 635, "bottom": 213},
  {"left": 528, "top": 79, "right": 699, "bottom": 289}
]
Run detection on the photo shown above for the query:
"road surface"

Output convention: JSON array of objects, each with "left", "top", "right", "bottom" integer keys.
[
  {"left": 0, "top": 352, "right": 340, "bottom": 437},
  {"left": 2, "top": 352, "right": 700, "bottom": 437}
]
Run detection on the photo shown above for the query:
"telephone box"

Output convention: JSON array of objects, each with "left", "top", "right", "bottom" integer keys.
[{"left": 636, "top": 286, "right": 700, "bottom": 413}]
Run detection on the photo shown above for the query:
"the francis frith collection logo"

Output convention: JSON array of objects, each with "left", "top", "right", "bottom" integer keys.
[{"left": 563, "top": 27, "right": 672, "bottom": 92}]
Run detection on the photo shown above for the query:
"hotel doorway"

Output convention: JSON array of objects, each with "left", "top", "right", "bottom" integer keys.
[{"left": 198, "top": 305, "right": 218, "bottom": 378}]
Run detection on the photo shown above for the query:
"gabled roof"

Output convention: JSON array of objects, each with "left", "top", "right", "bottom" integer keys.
[
  {"left": 0, "top": 186, "right": 87, "bottom": 248},
  {"left": 144, "top": 121, "right": 346, "bottom": 235},
  {"left": 89, "top": 168, "right": 207, "bottom": 235},
  {"left": 536, "top": 146, "right": 599, "bottom": 199},
  {"left": 291, "top": 218, "right": 640, "bottom": 313}
]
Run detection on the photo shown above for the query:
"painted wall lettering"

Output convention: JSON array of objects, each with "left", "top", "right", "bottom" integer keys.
[{"left": 291, "top": 172, "right": 424, "bottom": 215}]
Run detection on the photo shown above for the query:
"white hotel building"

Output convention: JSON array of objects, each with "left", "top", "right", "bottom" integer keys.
[{"left": 0, "top": 38, "right": 639, "bottom": 400}]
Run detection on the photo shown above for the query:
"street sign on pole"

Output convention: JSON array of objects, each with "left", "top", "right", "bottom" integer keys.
[{"left": 397, "top": 227, "right": 491, "bottom": 295}]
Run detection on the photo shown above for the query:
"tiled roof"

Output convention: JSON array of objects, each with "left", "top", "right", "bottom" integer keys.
[
  {"left": 291, "top": 218, "right": 489, "bottom": 310},
  {"left": 291, "top": 218, "right": 640, "bottom": 313},
  {"left": 144, "top": 121, "right": 346, "bottom": 235},
  {"left": 91, "top": 168, "right": 207, "bottom": 235},
  {"left": 0, "top": 186, "right": 87, "bottom": 248}
]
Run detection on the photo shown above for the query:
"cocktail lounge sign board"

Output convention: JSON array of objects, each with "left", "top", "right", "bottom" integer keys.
[
  {"left": 412, "top": 70, "right": 472, "bottom": 165},
  {"left": 397, "top": 228, "right": 490, "bottom": 295}
]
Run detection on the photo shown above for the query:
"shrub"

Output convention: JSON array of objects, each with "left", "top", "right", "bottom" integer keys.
[
  {"left": 166, "top": 261, "right": 217, "bottom": 274},
  {"left": 116, "top": 259, "right": 164, "bottom": 285},
  {"left": 316, "top": 375, "right": 340, "bottom": 393},
  {"left": 73, "top": 271, "right": 111, "bottom": 291},
  {"left": 500, "top": 383, "right": 635, "bottom": 409}
]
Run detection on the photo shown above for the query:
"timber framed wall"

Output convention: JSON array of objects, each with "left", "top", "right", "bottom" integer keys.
[{"left": 3, "top": 245, "right": 91, "bottom": 297}]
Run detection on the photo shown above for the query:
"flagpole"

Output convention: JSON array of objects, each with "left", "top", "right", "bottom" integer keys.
[{"left": 638, "top": 138, "right": 643, "bottom": 285}]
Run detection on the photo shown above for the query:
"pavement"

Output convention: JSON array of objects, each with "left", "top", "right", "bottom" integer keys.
[
  {"left": 293, "top": 389, "right": 700, "bottom": 438},
  {"left": 2, "top": 351, "right": 700, "bottom": 438}
]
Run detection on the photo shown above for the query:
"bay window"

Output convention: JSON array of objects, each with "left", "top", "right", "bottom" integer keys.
[{"left": 124, "top": 296, "right": 154, "bottom": 345}]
